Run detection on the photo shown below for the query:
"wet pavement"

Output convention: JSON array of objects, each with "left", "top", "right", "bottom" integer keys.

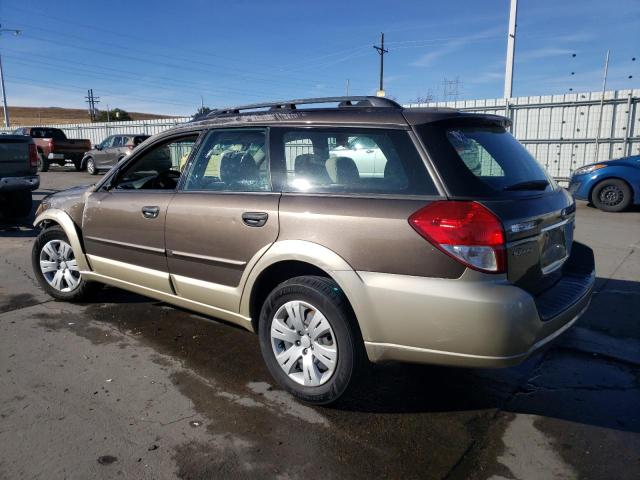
[{"left": 1, "top": 168, "right": 639, "bottom": 479}]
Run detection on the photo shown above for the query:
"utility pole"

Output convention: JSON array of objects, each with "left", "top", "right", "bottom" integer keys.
[
  {"left": 85, "top": 89, "right": 100, "bottom": 121},
  {"left": 0, "top": 24, "right": 23, "bottom": 128},
  {"left": 503, "top": 0, "right": 518, "bottom": 99},
  {"left": 373, "top": 32, "right": 388, "bottom": 97},
  {"left": 106, "top": 104, "right": 110, "bottom": 122},
  {"left": 0, "top": 55, "right": 9, "bottom": 128},
  {"left": 345, "top": 79, "right": 350, "bottom": 96},
  {"left": 594, "top": 49, "right": 610, "bottom": 160}
]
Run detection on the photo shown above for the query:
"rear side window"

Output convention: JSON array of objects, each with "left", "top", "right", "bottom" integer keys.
[
  {"left": 273, "top": 128, "right": 437, "bottom": 195},
  {"left": 418, "top": 122, "right": 556, "bottom": 197}
]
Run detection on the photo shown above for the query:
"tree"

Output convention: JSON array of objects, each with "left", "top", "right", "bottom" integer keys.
[
  {"left": 194, "top": 106, "right": 212, "bottom": 118},
  {"left": 96, "top": 108, "right": 132, "bottom": 122}
]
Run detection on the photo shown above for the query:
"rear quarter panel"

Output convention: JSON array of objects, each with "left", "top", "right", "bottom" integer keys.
[{"left": 277, "top": 194, "right": 466, "bottom": 278}]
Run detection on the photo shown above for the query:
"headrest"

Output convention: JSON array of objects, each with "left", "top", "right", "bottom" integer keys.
[
  {"left": 220, "top": 151, "right": 258, "bottom": 184},
  {"left": 326, "top": 156, "right": 360, "bottom": 184},
  {"left": 294, "top": 153, "right": 331, "bottom": 183}
]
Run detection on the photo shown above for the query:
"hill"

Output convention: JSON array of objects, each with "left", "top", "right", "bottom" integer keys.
[{"left": 0, "top": 106, "right": 175, "bottom": 126}]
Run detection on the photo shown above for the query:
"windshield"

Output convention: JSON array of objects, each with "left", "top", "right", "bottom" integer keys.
[{"left": 418, "top": 121, "right": 556, "bottom": 197}]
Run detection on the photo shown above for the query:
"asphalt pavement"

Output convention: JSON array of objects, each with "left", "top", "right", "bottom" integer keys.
[{"left": 1, "top": 166, "right": 639, "bottom": 479}]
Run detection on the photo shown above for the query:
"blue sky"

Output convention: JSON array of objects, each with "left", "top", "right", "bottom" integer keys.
[{"left": 0, "top": 0, "right": 638, "bottom": 115}]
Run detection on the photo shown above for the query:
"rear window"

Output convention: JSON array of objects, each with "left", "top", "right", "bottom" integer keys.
[
  {"left": 272, "top": 128, "right": 438, "bottom": 196},
  {"left": 30, "top": 128, "right": 66, "bottom": 140},
  {"left": 418, "top": 121, "right": 557, "bottom": 197}
]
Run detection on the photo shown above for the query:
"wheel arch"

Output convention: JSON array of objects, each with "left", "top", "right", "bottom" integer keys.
[
  {"left": 34, "top": 209, "right": 91, "bottom": 271},
  {"left": 80, "top": 155, "right": 92, "bottom": 169},
  {"left": 588, "top": 175, "right": 635, "bottom": 204},
  {"left": 240, "top": 240, "right": 366, "bottom": 336}
]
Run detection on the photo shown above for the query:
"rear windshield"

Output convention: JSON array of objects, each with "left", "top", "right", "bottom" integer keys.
[
  {"left": 31, "top": 128, "right": 66, "bottom": 140},
  {"left": 418, "top": 121, "right": 556, "bottom": 197}
]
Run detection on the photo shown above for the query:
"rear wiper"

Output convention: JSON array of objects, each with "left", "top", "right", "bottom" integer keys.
[{"left": 503, "top": 179, "right": 549, "bottom": 191}]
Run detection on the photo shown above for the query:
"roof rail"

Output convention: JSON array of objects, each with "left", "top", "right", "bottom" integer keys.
[{"left": 204, "top": 96, "right": 402, "bottom": 117}]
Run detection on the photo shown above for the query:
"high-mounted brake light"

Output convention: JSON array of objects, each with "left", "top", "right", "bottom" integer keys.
[
  {"left": 28, "top": 143, "right": 38, "bottom": 168},
  {"left": 409, "top": 201, "right": 506, "bottom": 273}
]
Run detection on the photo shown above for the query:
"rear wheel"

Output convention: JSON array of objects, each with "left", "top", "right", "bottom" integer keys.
[
  {"left": 73, "top": 160, "right": 82, "bottom": 171},
  {"left": 591, "top": 179, "right": 632, "bottom": 212},
  {"left": 86, "top": 157, "right": 98, "bottom": 175},
  {"left": 38, "top": 153, "right": 49, "bottom": 172},
  {"left": 258, "top": 275, "right": 363, "bottom": 405},
  {"left": 32, "top": 226, "right": 98, "bottom": 301}
]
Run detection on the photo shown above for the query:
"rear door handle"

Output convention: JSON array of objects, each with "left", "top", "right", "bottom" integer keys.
[
  {"left": 242, "top": 211, "right": 268, "bottom": 227},
  {"left": 142, "top": 206, "right": 160, "bottom": 219}
]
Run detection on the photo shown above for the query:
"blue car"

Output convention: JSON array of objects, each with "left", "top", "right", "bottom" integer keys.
[{"left": 568, "top": 155, "right": 640, "bottom": 212}]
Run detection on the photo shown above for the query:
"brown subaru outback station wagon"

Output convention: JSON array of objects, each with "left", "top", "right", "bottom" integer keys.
[{"left": 31, "top": 97, "right": 595, "bottom": 404}]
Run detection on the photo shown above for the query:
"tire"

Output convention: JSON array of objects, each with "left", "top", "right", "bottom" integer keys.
[
  {"left": 38, "top": 153, "right": 49, "bottom": 172},
  {"left": 86, "top": 157, "right": 98, "bottom": 175},
  {"left": 73, "top": 160, "right": 82, "bottom": 171},
  {"left": 31, "top": 225, "right": 98, "bottom": 301},
  {"left": 258, "top": 275, "right": 364, "bottom": 405},
  {"left": 591, "top": 179, "right": 632, "bottom": 212},
  {"left": 3, "top": 191, "right": 33, "bottom": 218}
]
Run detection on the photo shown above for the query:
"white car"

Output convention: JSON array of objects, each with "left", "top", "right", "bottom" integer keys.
[{"left": 329, "top": 136, "right": 387, "bottom": 178}]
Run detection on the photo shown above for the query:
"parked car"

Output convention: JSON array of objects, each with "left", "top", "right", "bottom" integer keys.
[
  {"left": 0, "top": 135, "right": 39, "bottom": 218},
  {"left": 328, "top": 135, "right": 385, "bottom": 177},
  {"left": 31, "top": 96, "right": 595, "bottom": 405},
  {"left": 13, "top": 127, "right": 92, "bottom": 172},
  {"left": 568, "top": 155, "right": 640, "bottom": 212},
  {"left": 82, "top": 134, "right": 150, "bottom": 175}
]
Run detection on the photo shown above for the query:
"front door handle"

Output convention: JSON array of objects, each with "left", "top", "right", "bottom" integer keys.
[
  {"left": 242, "top": 211, "right": 268, "bottom": 227},
  {"left": 142, "top": 206, "right": 160, "bottom": 219}
]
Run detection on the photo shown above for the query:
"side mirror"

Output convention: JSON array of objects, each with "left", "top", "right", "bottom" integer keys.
[{"left": 95, "top": 144, "right": 103, "bottom": 150}]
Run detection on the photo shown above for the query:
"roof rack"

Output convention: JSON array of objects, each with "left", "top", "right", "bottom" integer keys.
[{"left": 204, "top": 96, "right": 402, "bottom": 117}]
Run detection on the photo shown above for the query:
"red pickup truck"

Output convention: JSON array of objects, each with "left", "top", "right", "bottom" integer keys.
[{"left": 13, "top": 127, "right": 91, "bottom": 172}]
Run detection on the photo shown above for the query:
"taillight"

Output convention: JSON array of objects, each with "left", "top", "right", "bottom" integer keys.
[
  {"left": 126, "top": 144, "right": 134, "bottom": 150},
  {"left": 28, "top": 143, "right": 38, "bottom": 168},
  {"left": 48, "top": 138, "right": 55, "bottom": 151},
  {"left": 409, "top": 201, "right": 506, "bottom": 273}
]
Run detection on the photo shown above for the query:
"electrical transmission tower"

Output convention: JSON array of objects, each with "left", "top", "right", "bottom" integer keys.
[
  {"left": 442, "top": 77, "right": 462, "bottom": 102},
  {"left": 85, "top": 89, "right": 100, "bottom": 121}
]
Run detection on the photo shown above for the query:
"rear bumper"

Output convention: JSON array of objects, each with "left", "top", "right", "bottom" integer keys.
[
  {"left": 47, "top": 153, "right": 83, "bottom": 162},
  {"left": 0, "top": 175, "right": 40, "bottom": 192},
  {"left": 354, "top": 242, "right": 595, "bottom": 368}
]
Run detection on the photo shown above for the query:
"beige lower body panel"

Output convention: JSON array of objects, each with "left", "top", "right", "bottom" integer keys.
[
  {"left": 82, "top": 255, "right": 252, "bottom": 331},
  {"left": 338, "top": 269, "right": 593, "bottom": 367}
]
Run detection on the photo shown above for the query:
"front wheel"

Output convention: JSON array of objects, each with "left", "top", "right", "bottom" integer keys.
[
  {"left": 86, "top": 157, "right": 98, "bottom": 175},
  {"left": 32, "top": 226, "right": 98, "bottom": 301},
  {"left": 258, "top": 275, "right": 364, "bottom": 405},
  {"left": 591, "top": 179, "right": 632, "bottom": 212}
]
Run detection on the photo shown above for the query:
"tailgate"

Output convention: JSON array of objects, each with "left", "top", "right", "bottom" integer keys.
[
  {"left": 0, "top": 137, "right": 31, "bottom": 177},
  {"left": 57, "top": 139, "right": 91, "bottom": 152},
  {"left": 483, "top": 188, "right": 576, "bottom": 295}
]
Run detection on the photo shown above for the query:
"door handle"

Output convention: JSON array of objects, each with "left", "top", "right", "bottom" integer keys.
[
  {"left": 242, "top": 211, "right": 268, "bottom": 227},
  {"left": 366, "top": 149, "right": 374, "bottom": 153},
  {"left": 141, "top": 206, "right": 160, "bottom": 219}
]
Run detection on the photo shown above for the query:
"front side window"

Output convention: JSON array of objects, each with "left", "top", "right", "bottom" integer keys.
[
  {"left": 112, "top": 135, "right": 197, "bottom": 190},
  {"left": 112, "top": 136, "right": 123, "bottom": 147},
  {"left": 183, "top": 129, "right": 270, "bottom": 192},
  {"left": 275, "top": 128, "right": 437, "bottom": 195},
  {"left": 100, "top": 136, "right": 114, "bottom": 149}
]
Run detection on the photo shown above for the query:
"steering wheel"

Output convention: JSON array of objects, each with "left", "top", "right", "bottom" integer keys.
[{"left": 150, "top": 169, "right": 181, "bottom": 189}]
